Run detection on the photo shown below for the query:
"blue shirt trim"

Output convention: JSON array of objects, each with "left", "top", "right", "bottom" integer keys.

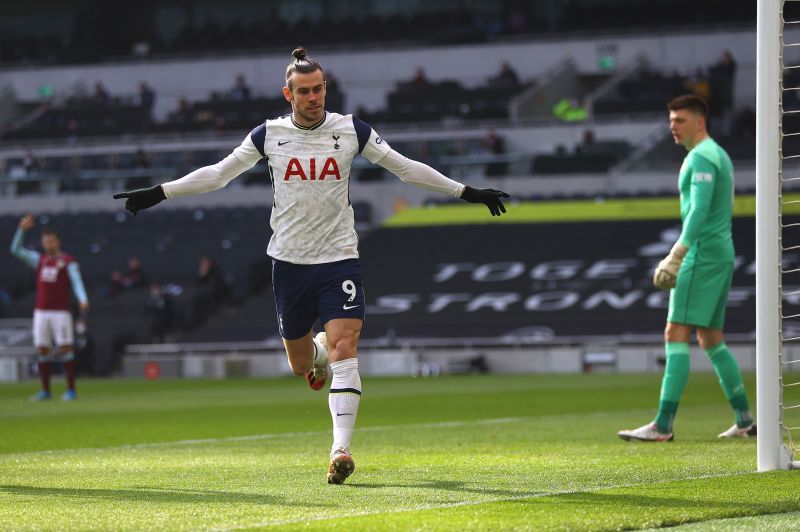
[
  {"left": 352, "top": 117, "right": 371, "bottom": 154},
  {"left": 250, "top": 124, "right": 267, "bottom": 158}
]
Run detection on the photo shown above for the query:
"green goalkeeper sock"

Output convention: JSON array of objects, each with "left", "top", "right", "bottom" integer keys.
[
  {"left": 654, "top": 342, "right": 691, "bottom": 434},
  {"left": 706, "top": 342, "right": 753, "bottom": 427}
]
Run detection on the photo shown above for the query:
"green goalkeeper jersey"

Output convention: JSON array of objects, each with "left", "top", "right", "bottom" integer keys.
[{"left": 676, "top": 137, "right": 735, "bottom": 263}]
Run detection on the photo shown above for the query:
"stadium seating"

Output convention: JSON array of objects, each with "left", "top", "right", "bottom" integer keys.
[
  {"left": 532, "top": 140, "right": 631, "bottom": 174},
  {"left": 3, "top": 99, "right": 152, "bottom": 141},
  {"left": 0, "top": 1, "right": 752, "bottom": 67}
]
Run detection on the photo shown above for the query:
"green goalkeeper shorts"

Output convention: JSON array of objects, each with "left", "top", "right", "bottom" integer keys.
[{"left": 667, "top": 259, "right": 733, "bottom": 329}]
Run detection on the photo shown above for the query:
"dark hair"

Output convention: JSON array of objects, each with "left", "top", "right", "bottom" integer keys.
[
  {"left": 41, "top": 227, "right": 59, "bottom": 239},
  {"left": 285, "top": 47, "right": 324, "bottom": 89},
  {"left": 667, "top": 94, "right": 708, "bottom": 118}
]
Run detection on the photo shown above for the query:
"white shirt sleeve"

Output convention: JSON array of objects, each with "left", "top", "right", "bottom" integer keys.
[
  {"left": 360, "top": 127, "right": 393, "bottom": 164},
  {"left": 373, "top": 147, "right": 465, "bottom": 198},
  {"left": 161, "top": 135, "right": 263, "bottom": 199}
]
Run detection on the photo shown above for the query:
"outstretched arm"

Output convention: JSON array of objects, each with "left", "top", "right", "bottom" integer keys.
[
  {"left": 113, "top": 129, "right": 264, "bottom": 215},
  {"left": 10, "top": 216, "right": 40, "bottom": 269},
  {"left": 374, "top": 148, "right": 464, "bottom": 197},
  {"left": 357, "top": 120, "right": 509, "bottom": 216},
  {"left": 374, "top": 148, "right": 509, "bottom": 216}
]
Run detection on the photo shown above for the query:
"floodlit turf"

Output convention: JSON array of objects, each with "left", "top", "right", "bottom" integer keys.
[{"left": 1, "top": 372, "right": 797, "bottom": 530}]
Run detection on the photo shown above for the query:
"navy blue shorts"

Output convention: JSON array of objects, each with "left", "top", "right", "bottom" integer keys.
[{"left": 272, "top": 258, "right": 366, "bottom": 340}]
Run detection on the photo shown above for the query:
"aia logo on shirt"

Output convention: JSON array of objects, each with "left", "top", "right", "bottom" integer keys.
[{"left": 284, "top": 158, "right": 341, "bottom": 181}]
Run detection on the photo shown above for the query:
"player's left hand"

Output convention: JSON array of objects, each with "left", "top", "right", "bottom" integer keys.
[
  {"left": 460, "top": 186, "right": 510, "bottom": 216},
  {"left": 79, "top": 301, "right": 90, "bottom": 315},
  {"left": 113, "top": 185, "right": 166, "bottom": 215},
  {"left": 653, "top": 242, "right": 688, "bottom": 290}
]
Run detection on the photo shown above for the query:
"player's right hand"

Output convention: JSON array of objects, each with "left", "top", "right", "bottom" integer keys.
[
  {"left": 653, "top": 242, "right": 688, "bottom": 290},
  {"left": 113, "top": 185, "right": 166, "bottom": 215},
  {"left": 18, "top": 214, "right": 34, "bottom": 231},
  {"left": 460, "top": 186, "right": 510, "bottom": 216}
]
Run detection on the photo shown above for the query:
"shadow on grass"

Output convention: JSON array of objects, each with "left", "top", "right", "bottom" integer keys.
[
  {"left": 346, "top": 479, "right": 540, "bottom": 498},
  {"left": 0, "top": 484, "right": 322, "bottom": 506},
  {"left": 507, "top": 490, "right": 800, "bottom": 522}
]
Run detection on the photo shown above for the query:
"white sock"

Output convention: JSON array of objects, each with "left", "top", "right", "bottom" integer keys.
[{"left": 328, "top": 358, "right": 361, "bottom": 455}]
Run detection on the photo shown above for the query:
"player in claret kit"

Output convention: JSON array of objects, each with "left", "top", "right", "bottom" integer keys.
[
  {"left": 10, "top": 214, "right": 90, "bottom": 401},
  {"left": 618, "top": 95, "right": 755, "bottom": 443},
  {"left": 113, "top": 47, "right": 509, "bottom": 484}
]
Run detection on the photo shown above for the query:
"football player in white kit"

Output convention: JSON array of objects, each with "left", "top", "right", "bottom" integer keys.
[{"left": 114, "top": 47, "right": 509, "bottom": 484}]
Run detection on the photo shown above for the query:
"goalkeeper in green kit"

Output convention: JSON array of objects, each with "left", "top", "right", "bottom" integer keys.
[{"left": 618, "top": 95, "right": 756, "bottom": 442}]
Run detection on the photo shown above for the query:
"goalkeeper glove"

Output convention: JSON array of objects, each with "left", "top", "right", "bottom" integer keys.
[
  {"left": 653, "top": 242, "right": 688, "bottom": 290},
  {"left": 461, "top": 185, "right": 510, "bottom": 216},
  {"left": 113, "top": 185, "right": 166, "bottom": 215}
]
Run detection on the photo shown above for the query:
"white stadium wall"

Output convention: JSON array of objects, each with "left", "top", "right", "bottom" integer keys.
[{"left": 0, "top": 28, "right": 755, "bottom": 121}]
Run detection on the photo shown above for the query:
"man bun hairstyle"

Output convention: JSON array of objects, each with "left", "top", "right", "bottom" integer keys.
[
  {"left": 285, "top": 47, "right": 325, "bottom": 89},
  {"left": 667, "top": 94, "right": 709, "bottom": 118}
]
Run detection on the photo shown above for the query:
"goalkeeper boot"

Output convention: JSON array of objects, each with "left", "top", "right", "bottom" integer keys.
[
  {"left": 618, "top": 422, "right": 674, "bottom": 442},
  {"left": 718, "top": 423, "right": 757, "bottom": 438},
  {"left": 30, "top": 390, "right": 52, "bottom": 402},
  {"left": 327, "top": 448, "right": 355, "bottom": 485},
  {"left": 306, "top": 332, "right": 329, "bottom": 391}
]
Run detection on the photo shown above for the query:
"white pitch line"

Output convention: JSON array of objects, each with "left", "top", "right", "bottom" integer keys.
[
  {"left": 224, "top": 470, "right": 757, "bottom": 530},
  {"left": 0, "top": 417, "right": 525, "bottom": 459}
]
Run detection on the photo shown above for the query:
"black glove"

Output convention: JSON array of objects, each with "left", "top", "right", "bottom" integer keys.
[
  {"left": 113, "top": 185, "right": 166, "bottom": 215},
  {"left": 460, "top": 185, "right": 510, "bottom": 216}
]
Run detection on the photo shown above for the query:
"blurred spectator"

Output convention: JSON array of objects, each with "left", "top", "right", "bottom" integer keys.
[
  {"left": 93, "top": 81, "right": 111, "bottom": 105},
  {"left": 192, "top": 256, "right": 229, "bottom": 326},
  {"left": 404, "top": 67, "right": 431, "bottom": 90},
  {"left": 138, "top": 82, "right": 156, "bottom": 111},
  {"left": 576, "top": 129, "right": 596, "bottom": 155},
  {"left": 22, "top": 151, "right": 41, "bottom": 176},
  {"left": 110, "top": 256, "right": 148, "bottom": 296},
  {"left": 684, "top": 67, "right": 710, "bottom": 101},
  {"left": 145, "top": 282, "right": 175, "bottom": 342},
  {"left": 488, "top": 61, "right": 520, "bottom": 89},
  {"left": 229, "top": 74, "right": 252, "bottom": 101},
  {"left": 733, "top": 106, "right": 755, "bottom": 140},
  {"left": 484, "top": 130, "right": 508, "bottom": 177},
  {"left": 326, "top": 71, "right": 341, "bottom": 94},
  {"left": 170, "top": 97, "right": 193, "bottom": 126},
  {"left": 66, "top": 119, "right": 80, "bottom": 144},
  {"left": 325, "top": 71, "right": 345, "bottom": 112},
  {"left": 709, "top": 50, "right": 737, "bottom": 136},
  {"left": 135, "top": 147, "right": 151, "bottom": 169}
]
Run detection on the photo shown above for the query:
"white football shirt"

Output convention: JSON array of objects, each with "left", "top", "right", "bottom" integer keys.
[
  {"left": 233, "top": 112, "right": 391, "bottom": 264},
  {"left": 161, "top": 110, "right": 465, "bottom": 265}
]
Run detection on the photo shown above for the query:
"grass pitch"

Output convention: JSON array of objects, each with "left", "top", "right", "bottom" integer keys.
[{"left": 1, "top": 372, "right": 797, "bottom": 530}]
